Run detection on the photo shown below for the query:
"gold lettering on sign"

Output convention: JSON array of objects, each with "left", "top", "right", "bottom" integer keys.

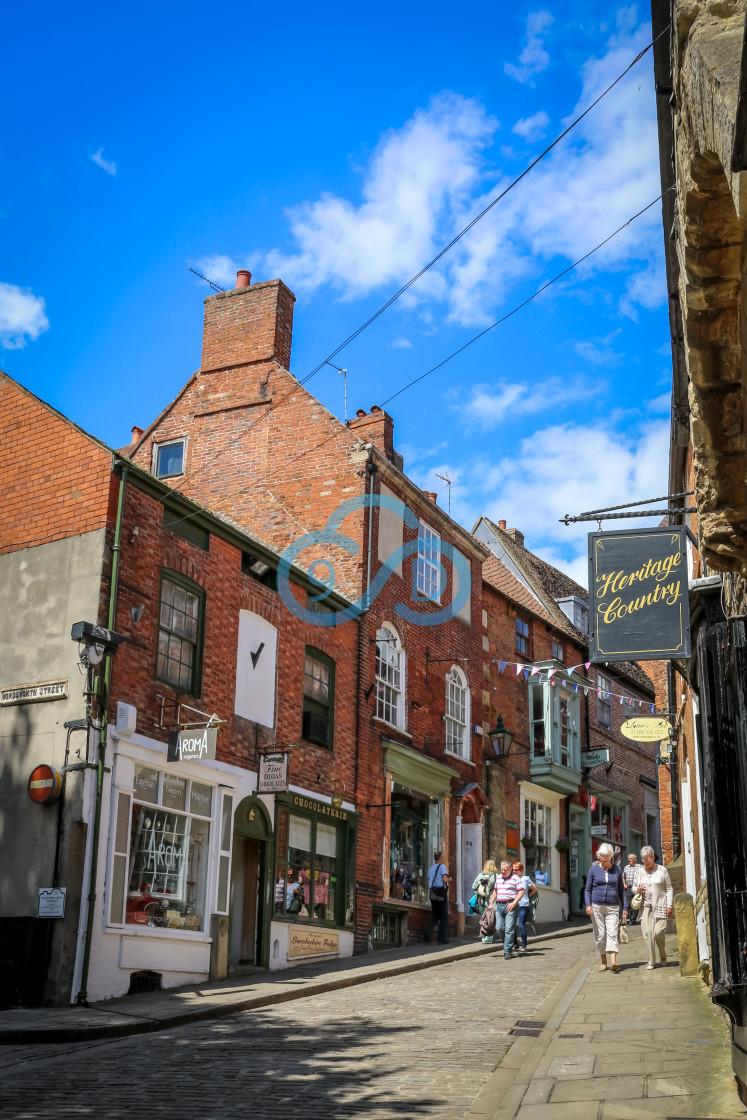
[
  {"left": 288, "top": 927, "right": 340, "bottom": 958},
  {"left": 595, "top": 550, "right": 682, "bottom": 626}
]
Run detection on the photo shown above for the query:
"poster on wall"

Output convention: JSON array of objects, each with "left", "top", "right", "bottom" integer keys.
[{"left": 588, "top": 526, "right": 690, "bottom": 662}]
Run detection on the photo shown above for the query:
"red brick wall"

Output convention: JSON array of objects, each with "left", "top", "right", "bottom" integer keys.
[
  {"left": 0, "top": 373, "right": 115, "bottom": 555},
  {"left": 201, "top": 281, "right": 295, "bottom": 373}
]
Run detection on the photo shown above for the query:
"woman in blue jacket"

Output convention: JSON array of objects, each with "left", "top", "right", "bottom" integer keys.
[{"left": 585, "top": 843, "right": 628, "bottom": 972}]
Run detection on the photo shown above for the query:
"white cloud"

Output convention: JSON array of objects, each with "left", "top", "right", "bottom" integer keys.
[
  {"left": 91, "top": 148, "right": 117, "bottom": 176},
  {"left": 253, "top": 14, "right": 662, "bottom": 328},
  {"left": 505, "top": 11, "right": 554, "bottom": 84},
  {"left": 573, "top": 330, "right": 622, "bottom": 365},
  {"left": 512, "top": 110, "right": 550, "bottom": 141},
  {"left": 459, "top": 378, "right": 596, "bottom": 429},
  {"left": 391, "top": 337, "right": 412, "bottom": 349},
  {"left": 191, "top": 254, "right": 244, "bottom": 289},
  {"left": 648, "top": 392, "right": 671, "bottom": 414},
  {"left": 0, "top": 282, "right": 49, "bottom": 349}
]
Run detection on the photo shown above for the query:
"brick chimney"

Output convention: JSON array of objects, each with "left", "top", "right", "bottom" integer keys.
[
  {"left": 505, "top": 527, "right": 525, "bottom": 547},
  {"left": 347, "top": 405, "right": 396, "bottom": 463},
  {"left": 200, "top": 270, "right": 296, "bottom": 373}
]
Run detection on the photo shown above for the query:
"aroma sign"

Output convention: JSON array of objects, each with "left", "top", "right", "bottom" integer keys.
[
  {"left": 167, "top": 726, "right": 218, "bottom": 763},
  {"left": 588, "top": 527, "right": 691, "bottom": 663}
]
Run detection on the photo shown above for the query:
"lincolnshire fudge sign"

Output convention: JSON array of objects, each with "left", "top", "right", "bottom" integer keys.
[
  {"left": 167, "top": 726, "right": 217, "bottom": 763},
  {"left": 288, "top": 928, "right": 339, "bottom": 958},
  {"left": 589, "top": 527, "right": 690, "bottom": 663}
]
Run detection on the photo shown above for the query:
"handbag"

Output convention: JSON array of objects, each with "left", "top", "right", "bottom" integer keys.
[
  {"left": 479, "top": 906, "right": 496, "bottom": 937},
  {"left": 618, "top": 921, "right": 630, "bottom": 944},
  {"left": 468, "top": 893, "right": 480, "bottom": 914},
  {"left": 428, "top": 864, "right": 447, "bottom": 902}
]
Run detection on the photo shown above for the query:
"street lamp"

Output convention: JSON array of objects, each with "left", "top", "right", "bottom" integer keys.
[{"left": 488, "top": 715, "right": 514, "bottom": 759}]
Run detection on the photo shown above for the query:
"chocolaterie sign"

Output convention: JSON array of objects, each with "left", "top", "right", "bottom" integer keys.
[{"left": 589, "top": 527, "right": 690, "bottom": 663}]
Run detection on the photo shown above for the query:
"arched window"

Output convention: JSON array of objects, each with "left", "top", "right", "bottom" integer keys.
[
  {"left": 445, "top": 666, "right": 469, "bottom": 759},
  {"left": 375, "top": 624, "right": 404, "bottom": 728}
]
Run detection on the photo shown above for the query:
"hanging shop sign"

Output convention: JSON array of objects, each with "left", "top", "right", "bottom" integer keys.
[
  {"left": 620, "top": 718, "right": 672, "bottom": 742},
  {"left": 580, "top": 748, "right": 610, "bottom": 768},
  {"left": 2, "top": 679, "right": 68, "bottom": 706},
  {"left": 258, "top": 751, "right": 289, "bottom": 793},
  {"left": 28, "top": 764, "right": 63, "bottom": 804},
  {"left": 588, "top": 527, "right": 690, "bottom": 662},
  {"left": 506, "top": 819, "right": 519, "bottom": 857},
  {"left": 167, "top": 726, "right": 217, "bottom": 763},
  {"left": 38, "top": 887, "right": 66, "bottom": 918}
]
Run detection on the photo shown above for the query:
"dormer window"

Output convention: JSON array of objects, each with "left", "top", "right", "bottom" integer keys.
[{"left": 154, "top": 439, "right": 185, "bottom": 478}]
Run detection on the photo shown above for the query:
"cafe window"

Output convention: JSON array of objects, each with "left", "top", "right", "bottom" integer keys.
[
  {"left": 444, "top": 666, "right": 469, "bottom": 760},
  {"left": 390, "top": 783, "right": 444, "bottom": 906},
  {"left": 523, "top": 797, "right": 553, "bottom": 887},
  {"left": 375, "top": 624, "right": 404, "bottom": 728},
  {"left": 597, "top": 672, "right": 612, "bottom": 729},
  {"left": 302, "top": 647, "right": 334, "bottom": 748},
  {"left": 113, "top": 765, "right": 214, "bottom": 932},
  {"left": 273, "top": 800, "right": 355, "bottom": 927},
  {"left": 156, "top": 572, "right": 204, "bottom": 694},
  {"left": 516, "top": 616, "right": 531, "bottom": 656}
]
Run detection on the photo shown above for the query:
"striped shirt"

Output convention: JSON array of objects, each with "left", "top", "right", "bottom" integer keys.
[
  {"left": 494, "top": 872, "right": 523, "bottom": 902},
  {"left": 622, "top": 863, "right": 638, "bottom": 893}
]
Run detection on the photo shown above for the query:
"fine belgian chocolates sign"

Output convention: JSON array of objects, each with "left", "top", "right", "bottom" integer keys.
[{"left": 589, "top": 526, "right": 691, "bottom": 663}]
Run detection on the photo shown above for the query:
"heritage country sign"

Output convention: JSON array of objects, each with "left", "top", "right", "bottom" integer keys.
[
  {"left": 258, "top": 751, "right": 289, "bottom": 793},
  {"left": 167, "top": 726, "right": 217, "bottom": 763},
  {"left": 588, "top": 527, "right": 690, "bottom": 662}
]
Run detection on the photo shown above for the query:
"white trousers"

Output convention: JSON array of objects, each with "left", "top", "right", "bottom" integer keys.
[
  {"left": 641, "top": 906, "right": 667, "bottom": 965},
  {"left": 591, "top": 903, "right": 619, "bottom": 955}
]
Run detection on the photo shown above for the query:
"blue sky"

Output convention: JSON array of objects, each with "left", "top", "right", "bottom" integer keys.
[{"left": 1, "top": 2, "right": 671, "bottom": 585}]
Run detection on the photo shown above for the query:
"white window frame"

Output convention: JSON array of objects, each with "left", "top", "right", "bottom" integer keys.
[
  {"left": 153, "top": 437, "right": 186, "bottom": 479},
  {"left": 375, "top": 624, "right": 405, "bottom": 729},
  {"left": 416, "top": 521, "right": 442, "bottom": 602},
  {"left": 528, "top": 679, "right": 580, "bottom": 770},
  {"left": 519, "top": 781, "right": 562, "bottom": 891},
  {"left": 215, "top": 791, "right": 234, "bottom": 915},
  {"left": 444, "top": 666, "right": 470, "bottom": 760}
]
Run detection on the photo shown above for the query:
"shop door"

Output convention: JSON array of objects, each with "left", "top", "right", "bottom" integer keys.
[
  {"left": 229, "top": 837, "right": 262, "bottom": 966},
  {"left": 461, "top": 824, "right": 482, "bottom": 912},
  {"left": 569, "top": 808, "right": 588, "bottom": 914}
]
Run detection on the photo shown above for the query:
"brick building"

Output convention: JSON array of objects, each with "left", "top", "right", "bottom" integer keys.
[
  {"left": 124, "top": 270, "right": 490, "bottom": 948},
  {"left": 0, "top": 371, "right": 361, "bottom": 1004},
  {"left": 475, "top": 517, "right": 658, "bottom": 921}
]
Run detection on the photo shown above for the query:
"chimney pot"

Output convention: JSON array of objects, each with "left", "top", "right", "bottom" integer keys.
[
  {"left": 370, "top": 404, "right": 382, "bottom": 413},
  {"left": 235, "top": 269, "right": 252, "bottom": 288},
  {"left": 422, "top": 490, "right": 438, "bottom": 504},
  {"left": 131, "top": 425, "right": 144, "bottom": 445},
  {"left": 498, "top": 520, "right": 507, "bottom": 531},
  {"left": 356, "top": 408, "right": 367, "bottom": 418}
]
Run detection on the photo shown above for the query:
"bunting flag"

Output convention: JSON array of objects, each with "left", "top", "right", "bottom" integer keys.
[
  {"left": 486, "top": 657, "right": 668, "bottom": 713},
  {"left": 498, "top": 661, "right": 507, "bottom": 674},
  {"left": 515, "top": 664, "right": 524, "bottom": 676}
]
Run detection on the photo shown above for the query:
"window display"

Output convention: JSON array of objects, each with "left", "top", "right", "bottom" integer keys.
[
  {"left": 273, "top": 802, "right": 353, "bottom": 927},
  {"left": 125, "top": 766, "right": 213, "bottom": 931},
  {"left": 524, "top": 798, "right": 552, "bottom": 886},
  {"left": 591, "top": 799, "right": 627, "bottom": 864},
  {"left": 390, "top": 783, "right": 443, "bottom": 905}
]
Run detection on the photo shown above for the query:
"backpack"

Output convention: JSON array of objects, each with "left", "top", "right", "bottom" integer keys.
[{"left": 476, "top": 875, "right": 491, "bottom": 899}]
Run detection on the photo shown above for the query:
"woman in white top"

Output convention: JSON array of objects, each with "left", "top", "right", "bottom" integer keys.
[{"left": 634, "top": 846, "right": 674, "bottom": 969}]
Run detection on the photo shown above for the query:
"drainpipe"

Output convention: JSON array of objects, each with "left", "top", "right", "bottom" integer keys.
[
  {"left": 75, "top": 460, "right": 127, "bottom": 1004},
  {"left": 365, "top": 449, "right": 377, "bottom": 609}
]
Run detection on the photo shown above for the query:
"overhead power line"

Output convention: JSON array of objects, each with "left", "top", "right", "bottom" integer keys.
[{"left": 177, "top": 26, "right": 668, "bottom": 488}]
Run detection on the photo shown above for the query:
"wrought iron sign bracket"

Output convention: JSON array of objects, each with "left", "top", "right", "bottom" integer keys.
[{"left": 560, "top": 491, "right": 696, "bottom": 527}]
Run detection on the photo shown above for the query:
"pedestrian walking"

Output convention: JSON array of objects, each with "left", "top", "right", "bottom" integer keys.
[
  {"left": 488, "top": 860, "right": 524, "bottom": 960},
  {"left": 622, "top": 853, "right": 640, "bottom": 924},
  {"left": 633, "top": 846, "right": 674, "bottom": 969},
  {"left": 512, "top": 861, "right": 538, "bottom": 955},
  {"left": 424, "top": 851, "right": 449, "bottom": 944},
  {"left": 471, "top": 859, "right": 498, "bottom": 942},
  {"left": 585, "top": 843, "right": 628, "bottom": 972}
]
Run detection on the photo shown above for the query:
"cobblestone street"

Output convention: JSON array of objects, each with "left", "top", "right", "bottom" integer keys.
[{"left": 0, "top": 937, "right": 586, "bottom": 1119}]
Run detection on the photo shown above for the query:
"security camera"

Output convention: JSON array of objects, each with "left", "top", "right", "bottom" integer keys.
[{"left": 71, "top": 621, "right": 126, "bottom": 662}]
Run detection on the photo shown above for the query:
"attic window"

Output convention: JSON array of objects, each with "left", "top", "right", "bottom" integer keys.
[{"left": 154, "top": 439, "right": 185, "bottom": 478}]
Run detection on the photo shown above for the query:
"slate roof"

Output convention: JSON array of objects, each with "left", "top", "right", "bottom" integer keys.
[
  {"left": 482, "top": 554, "right": 556, "bottom": 627},
  {"left": 477, "top": 517, "right": 655, "bottom": 698}
]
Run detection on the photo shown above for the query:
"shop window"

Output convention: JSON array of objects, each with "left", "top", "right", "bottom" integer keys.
[
  {"left": 524, "top": 798, "right": 552, "bottom": 886},
  {"left": 597, "top": 672, "right": 612, "bottom": 729},
  {"left": 390, "top": 783, "right": 443, "bottom": 906},
  {"left": 273, "top": 802, "right": 354, "bottom": 927},
  {"left": 302, "top": 648, "right": 334, "bottom": 748},
  {"left": 528, "top": 680, "right": 580, "bottom": 770},
  {"left": 154, "top": 438, "right": 185, "bottom": 478},
  {"left": 120, "top": 766, "right": 214, "bottom": 931},
  {"left": 156, "top": 572, "right": 204, "bottom": 694},
  {"left": 375, "top": 624, "right": 404, "bottom": 728},
  {"left": 591, "top": 798, "right": 628, "bottom": 864},
  {"left": 445, "top": 666, "right": 469, "bottom": 760},
  {"left": 552, "top": 641, "right": 564, "bottom": 662},
  {"left": 416, "top": 521, "right": 441, "bottom": 601},
  {"left": 516, "top": 616, "right": 531, "bottom": 656}
]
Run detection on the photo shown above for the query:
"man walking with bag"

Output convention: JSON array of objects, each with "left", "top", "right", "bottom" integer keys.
[
  {"left": 424, "top": 851, "right": 449, "bottom": 943},
  {"left": 622, "top": 853, "right": 640, "bottom": 925},
  {"left": 489, "top": 861, "right": 524, "bottom": 960}
]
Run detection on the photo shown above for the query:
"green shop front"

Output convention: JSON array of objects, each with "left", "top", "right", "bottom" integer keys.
[{"left": 269, "top": 792, "right": 358, "bottom": 967}]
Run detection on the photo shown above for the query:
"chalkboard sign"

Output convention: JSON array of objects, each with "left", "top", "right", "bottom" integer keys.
[{"left": 589, "top": 526, "right": 690, "bottom": 663}]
